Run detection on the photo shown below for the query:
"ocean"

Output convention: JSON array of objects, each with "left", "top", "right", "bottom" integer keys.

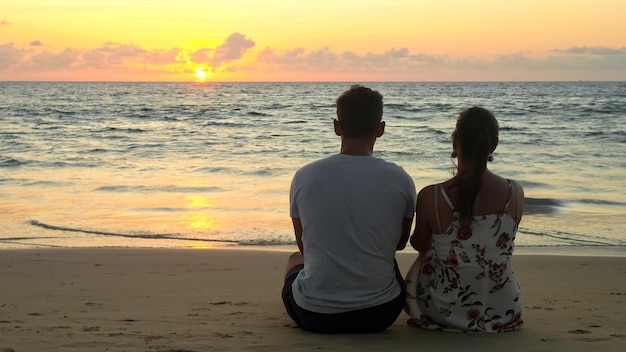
[{"left": 1, "top": 81, "right": 625, "bottom": 255}]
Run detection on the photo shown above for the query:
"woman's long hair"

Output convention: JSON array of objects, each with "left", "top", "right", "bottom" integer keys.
[{"left": 451, "top": 107, "right": 499, "bottom": 226}]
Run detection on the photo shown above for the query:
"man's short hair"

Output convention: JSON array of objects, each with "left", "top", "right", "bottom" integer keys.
[{"left": 335, "top": 85, "right": 383, "bottom": 138}]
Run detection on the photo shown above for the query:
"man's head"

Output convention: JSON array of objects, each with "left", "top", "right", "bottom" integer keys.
[{"left": 335, "top": 85, "right": 384, "bottom": 138}]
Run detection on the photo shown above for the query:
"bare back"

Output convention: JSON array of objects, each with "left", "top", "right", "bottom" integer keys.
[{"left": 434, "top": 170, "right": 523, "bottom": 235}]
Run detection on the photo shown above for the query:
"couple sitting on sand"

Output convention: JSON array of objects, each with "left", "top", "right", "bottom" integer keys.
[{"left": 281, "top": 85, "right": 525, "bottom": 333}]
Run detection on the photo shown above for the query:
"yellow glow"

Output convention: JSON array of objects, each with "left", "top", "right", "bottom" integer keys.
[
  {"left": 186, "top": 195, "right": 213, "bottom": 208},
  {"left": 186, "top": 215, "right": 216, "bottom": 230},
  {"left": 190, "top": 244, "right": 216, "bottom": 249},
  {"left": 194, "top": 67, "right": 207, "bottom": 82}
]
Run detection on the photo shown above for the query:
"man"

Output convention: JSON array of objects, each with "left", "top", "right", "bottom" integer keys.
[{"left": 282, "top": 85, "right": 416, "bottom": 333}]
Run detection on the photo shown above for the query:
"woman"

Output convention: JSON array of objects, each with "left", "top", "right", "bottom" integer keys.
[{"left": 405, "top": 107, "right": 524, "bottom": 332}]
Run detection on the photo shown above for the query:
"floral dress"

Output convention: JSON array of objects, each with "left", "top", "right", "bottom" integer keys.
[{"left": 405, "top": 181, "right": 523, "bottom": 332}]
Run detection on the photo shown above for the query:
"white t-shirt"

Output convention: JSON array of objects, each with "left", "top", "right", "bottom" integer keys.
[{"left": 290, "top": 154, "right": 416, "bottom": 314}]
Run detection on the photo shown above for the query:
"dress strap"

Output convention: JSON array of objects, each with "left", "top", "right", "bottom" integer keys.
[
  {"left": 434, "top": 185, "right": 442, "bottom": 234},
  {"left": 434, "top": 184, "right": 454, "bottom": 234},
  {"left": 504, "top": 179, "right": 513, "bottom": 213},
  {"left": 440, "top": 185, "right": 455, "bottom": 210}
]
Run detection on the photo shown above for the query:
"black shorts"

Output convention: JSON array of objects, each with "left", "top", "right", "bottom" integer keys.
[{"left": 281, "top": 262, "right": 406, "bottom": 333}]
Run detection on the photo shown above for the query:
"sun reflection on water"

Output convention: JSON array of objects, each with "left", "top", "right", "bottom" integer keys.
[
  {"left": 186, "top": 195, "right": 213, "bottom": 208},
  {"left": 186, "top": 215, "right": 216, "bottom": 230},
  {"left": 182, "top": 195, "right": 217, "bottom": 230}
]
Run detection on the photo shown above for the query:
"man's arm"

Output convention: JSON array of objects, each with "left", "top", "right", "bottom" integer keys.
[
  {"left": 292, "top": 217, "right": 304, "bottom": 254},
  {"left": 410, "top": 187, "right": 433, "bottom": 252},
  {"left": 397, "top": 216, "right": 414, "bottom": 250}
]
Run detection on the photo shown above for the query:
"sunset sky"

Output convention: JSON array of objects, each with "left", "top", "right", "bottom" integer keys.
[{"left": 1, "top": 0, "right": 625, "bottom": 82}]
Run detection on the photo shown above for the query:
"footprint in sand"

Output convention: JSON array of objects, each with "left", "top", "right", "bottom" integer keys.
[{"left": 568, "top": 329, "right": 591, "bottom": 334}]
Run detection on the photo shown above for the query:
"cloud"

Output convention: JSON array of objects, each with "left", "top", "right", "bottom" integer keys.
[
  {"left": 0, "top": 19, "right": 10, "bottom": 26},
  {"left": 81, "top": 43, "right": 184, "bottom": 68},
  {"left": 1, "top": 31, "right": 624, "bottom": 81},
  {"left": 144, "top": 48, "right": 183, "bottom": 65},
  {"left": 191, "top": 48, "right": 213, "bottom": 63},
  {"left": 210, "top": 32, "right": 255, "bottom": 67},
  {"left": 554, "top": 46, "right": 626, "bottom": 56},
  {"left": 258, "top": 47, "right": 305, "bottom": 64},
  {"left": 25, "top": 48, "right": 81, "bottom": 71},
  {"left": 545, "top": 46, "right": 626, "bottom": 71},
  {"left": 258, "top": 47, "right": 344, "bottom": 72},
  {"left": 259, "top": 47, "right": 450, "bottom": 72},
  {"left": 78, "top": 43, "right": 147, "bottom": 69},
  {"left": 9, "top": 42, "right": 180, "bottom": 71},
  {"left": 255, "top": 45, "right": 626, "bottom": 78},
  {"left": 486, "top": 47, "right": 626, "bottom": 72},
  {"left": 0, "top": 43, "right": 25, "bottom": 69}
]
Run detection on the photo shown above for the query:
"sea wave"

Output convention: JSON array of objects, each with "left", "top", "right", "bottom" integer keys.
[
  {"left": 523, "top": 197, "right": 563, "bottom": 215},
  {"left": 0, "top": 157, "right": 28, "bottom": 167},
  {"left": 518, "top": 228, "right": 626, "bottom": 247},
  {"left": 28, "top": 220, "right": 240, "bottom": 244},
  {"left": 26, "top": 220, "right": 295, "bottom": 246},
  {"left": 247, "top": 111, "right": 272, "bottom": 116},
  {"left": 94, "top": 185, "right": 225, "bottom": 193},
  {"left": 574, "top": 198, "right": 626, "bottom": 207}
]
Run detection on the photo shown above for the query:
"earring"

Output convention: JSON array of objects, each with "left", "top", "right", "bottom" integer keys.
[
  {"left": 488, "top": 154, "right": 494, "bottom": 162},
  {"left": 451, "top": 152, "right": 457, "bottom": 158}
]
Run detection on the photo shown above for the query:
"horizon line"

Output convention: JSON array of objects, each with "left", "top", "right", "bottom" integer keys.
[{"left": 1, "top": 80, "right": 624, "bottom": 84}]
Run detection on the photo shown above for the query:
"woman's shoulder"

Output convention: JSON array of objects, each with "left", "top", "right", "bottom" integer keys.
[
  {"left": 417, "top": 179, "right": 455, "bottom": 204},
  {"left": 417, "top": 182, "right": 442, "bottom": 198},
  {"left": 495, "top": 176, "right": 525, "bottom": 199},
  {"left": 508, "top": 179, "right": 525, "bottom": 193},
  {"left": 508, "top": 179, "right": 525, "bottom": 218},
  {"left": 488, "top": 175, "right": 525, "bottom": 220}
]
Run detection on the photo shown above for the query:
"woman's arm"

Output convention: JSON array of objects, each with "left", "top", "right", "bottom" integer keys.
[
  {"left": 511, "top": 180, "right": 525, "bottom": 223},
  {"left": 396, "top": 216, "right": 414, "bottom": 250}
]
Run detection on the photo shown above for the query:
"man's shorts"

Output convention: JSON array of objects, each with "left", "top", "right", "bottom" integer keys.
[{"left": 281, "top": 262, "right": 406, "bottom": 333}]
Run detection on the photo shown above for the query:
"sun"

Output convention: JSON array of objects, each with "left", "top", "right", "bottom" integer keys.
[{"left": 194, "top": 67, "right": 207, "bottom": 81}]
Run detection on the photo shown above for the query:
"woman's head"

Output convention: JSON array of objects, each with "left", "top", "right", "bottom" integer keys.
[
  {"left": 451, "top": 106, "right": 499, "bottom": 225},
  {"left": 453, "top": 106, "right": 499, "bottom": 167}
]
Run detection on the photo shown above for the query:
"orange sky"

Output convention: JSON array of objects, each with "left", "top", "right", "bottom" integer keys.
[{"left": 1, "top": 0, "right": 625, "bottom": 81}]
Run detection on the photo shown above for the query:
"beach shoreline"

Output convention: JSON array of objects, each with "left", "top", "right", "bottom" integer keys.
[
  {"left": 253, "top": 244, "right": 626, "bottom": 257},
  {"left": 2, "top": 243, "right": 626, "bottom": 257},
  {"left": 1, "top": 247, "right": 625, "bottom": 351}
]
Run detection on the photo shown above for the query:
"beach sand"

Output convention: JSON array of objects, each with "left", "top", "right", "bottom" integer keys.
[{"left": 1, "top": 248, "right": 624, "bottom": 352}]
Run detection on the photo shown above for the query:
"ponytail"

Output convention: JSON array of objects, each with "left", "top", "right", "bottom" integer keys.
[{"left": 451, "top": 107, "right": 498, "bottom": 226}]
